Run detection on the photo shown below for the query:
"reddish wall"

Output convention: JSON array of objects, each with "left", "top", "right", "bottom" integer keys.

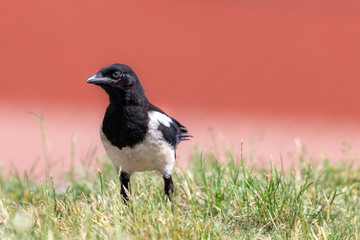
[{"left": 1, "top": 0, "right": 360, "bottom": 117}]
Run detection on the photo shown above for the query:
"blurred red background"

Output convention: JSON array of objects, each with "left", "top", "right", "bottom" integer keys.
[{"left": 1, "top": 0, "right": 360, "bottom": 174}]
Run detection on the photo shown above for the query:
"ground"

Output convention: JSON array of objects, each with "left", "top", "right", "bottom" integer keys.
[{"left": 0, "top": 148, "right": 359, "bottom": 239}]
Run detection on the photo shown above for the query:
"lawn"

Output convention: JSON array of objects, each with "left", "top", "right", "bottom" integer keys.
[{"left": 0, "top": 147, "right": 359, "bottom": 239}]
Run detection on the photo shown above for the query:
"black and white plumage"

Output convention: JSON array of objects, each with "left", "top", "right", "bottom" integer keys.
[{"left": 86, "top": 63, "right": 191, "bottom": 201}]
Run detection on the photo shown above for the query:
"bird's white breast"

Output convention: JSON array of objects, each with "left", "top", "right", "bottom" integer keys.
[{"left": 100, "top": 111, "right": 175, "bottom": 177}]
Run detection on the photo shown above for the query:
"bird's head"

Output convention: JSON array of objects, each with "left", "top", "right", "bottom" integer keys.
[
  {"left": 86, "top": 63, "right": 147, "bottom": 104},
  {"left": 86, "top": 63, "right": 138, "bottom": 91}
]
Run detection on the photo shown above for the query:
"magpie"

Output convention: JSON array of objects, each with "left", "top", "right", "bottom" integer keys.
[{"left": 86, "top": 63, "right": 191, "bottom": 202}]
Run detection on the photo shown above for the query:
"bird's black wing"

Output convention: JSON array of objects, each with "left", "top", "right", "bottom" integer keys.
[{"left": 148, "top": 104, "right": 191, "bottom": 148}]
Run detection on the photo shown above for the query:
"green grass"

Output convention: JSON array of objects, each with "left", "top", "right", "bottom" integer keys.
[{"left": 0, "top": 150, "right": 359, "bottom": 239}]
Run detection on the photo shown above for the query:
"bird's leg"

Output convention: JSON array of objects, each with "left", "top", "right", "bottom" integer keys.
[
  {"left": 163, "top": 175, "right": 174, "bottom": 201},
  {"left": 120, "top": 171, "right": 130, "bottom": 203}
]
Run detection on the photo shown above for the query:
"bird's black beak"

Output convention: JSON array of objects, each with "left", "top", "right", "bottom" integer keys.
[{"left": 86, "top": 74, "right": 112, "bottom": 85}]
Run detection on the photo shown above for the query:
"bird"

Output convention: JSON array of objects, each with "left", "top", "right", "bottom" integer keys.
[{"left": 86, "top": 63, "right": 191, "bottom": 202}]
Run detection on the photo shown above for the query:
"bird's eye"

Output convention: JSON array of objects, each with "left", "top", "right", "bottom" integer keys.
[{"left": 112, "top": 71, "right": 121, "bottom": 78}]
